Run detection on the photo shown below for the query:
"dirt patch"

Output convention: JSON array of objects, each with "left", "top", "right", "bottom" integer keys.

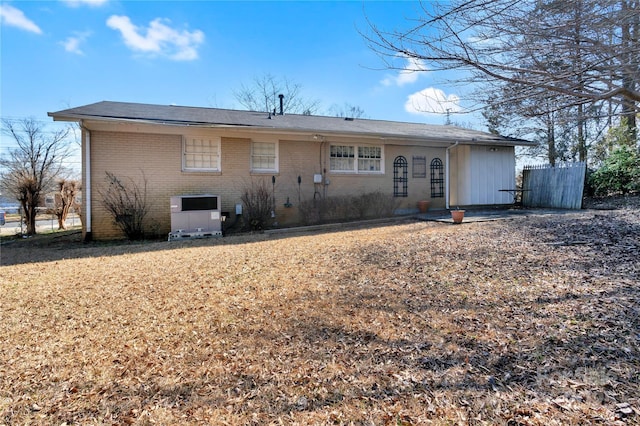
[{"left": 1, "top": 201, "right": 639, "bottom": 425}]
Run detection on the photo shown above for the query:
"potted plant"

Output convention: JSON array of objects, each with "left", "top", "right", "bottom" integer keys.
[
  {"left": 450, "top": 208, "right": 465, "bottom": 223},
  {"left": 417, "top": 200, "right": 430, "bottom": 213}
]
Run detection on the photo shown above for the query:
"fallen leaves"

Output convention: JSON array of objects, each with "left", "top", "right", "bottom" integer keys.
[{"left": 1, "top": 199, "right": 639, "bottom": 424}]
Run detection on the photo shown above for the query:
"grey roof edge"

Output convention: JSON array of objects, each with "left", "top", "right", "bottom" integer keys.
[{"left": 49, "top": 100, "right": 537, "bottom": 146}]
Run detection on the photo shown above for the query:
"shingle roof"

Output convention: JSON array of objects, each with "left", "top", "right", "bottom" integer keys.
[{"left": 49, "top": 100, "right": 535, "bottom": 146}]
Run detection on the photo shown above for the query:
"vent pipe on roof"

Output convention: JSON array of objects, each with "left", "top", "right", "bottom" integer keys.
[{"left": 278, "top": 94, "right": 284, "bottom": 115}]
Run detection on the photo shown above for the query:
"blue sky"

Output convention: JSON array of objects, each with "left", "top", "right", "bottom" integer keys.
[{"left": 1, "top": 0, "right": 472, "bottom": 151}]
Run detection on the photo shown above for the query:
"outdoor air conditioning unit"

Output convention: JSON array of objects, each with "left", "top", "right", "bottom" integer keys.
[{"left": 168, "top": 194, "right": 222, "bottom": 241}]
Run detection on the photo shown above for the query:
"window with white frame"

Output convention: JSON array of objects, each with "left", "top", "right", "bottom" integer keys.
[
  {"left": 183, "top": 136, "right": 220, "bottom": 171},
  {"left": 330, "top": 145, "right": 355, "bottom": 171},
  {"left": 358, "top": 146, "right": 382, "bottom": 172},
  {"left": 251, "top": 141, "right": 278, "bottom": 172},
  {"left": 330, "top": 144, "right": 383, "bottom": 173}
]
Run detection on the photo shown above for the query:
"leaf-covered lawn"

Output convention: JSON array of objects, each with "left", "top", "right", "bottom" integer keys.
[{"left": 1, "top": 206, "right": 639, "bottom": 425}]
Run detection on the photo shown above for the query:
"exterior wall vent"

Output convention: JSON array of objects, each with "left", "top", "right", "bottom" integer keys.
[{"left": 168, "top": 194, "right": 222, "bottom": 241}]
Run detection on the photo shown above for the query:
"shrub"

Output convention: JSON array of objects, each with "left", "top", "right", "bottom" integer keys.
[
  {"left": 589, "top": 146, "right": 640, "bottom": 195},
  {"left": 100, "top": 172, "right": 150, "bottom": 240},
  {"left": 298, "top": 191, "right": 399, "bottom": 225},
  {"left": 241, "top": 179, "right": 274, "bottom": 231},
  {"left": 358, "top": 190, "right": 399, "bottom": 218}
]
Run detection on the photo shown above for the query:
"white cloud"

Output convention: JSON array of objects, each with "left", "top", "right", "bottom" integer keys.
[
  {"left": 106, "top": 15, "right": 205, "bottom": 61},
  {"left": 405, "top": 88, "right": 461, "bottom": 116},
  {"left": 0, "top": 4, "right": 42, "bottom": 34},
  {"left": 381, "top": 56, "right": 428, "bottom": 87},
  {"left": 62, "top": 0, "right": 109, "bottom": 7},
  {"left": 60, "top": 31, "right": 91, "bottom": 55}
]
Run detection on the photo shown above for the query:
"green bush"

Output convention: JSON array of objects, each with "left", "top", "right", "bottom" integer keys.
[{"left": 589, "top": 145, "right": 640, "bottom": 195}]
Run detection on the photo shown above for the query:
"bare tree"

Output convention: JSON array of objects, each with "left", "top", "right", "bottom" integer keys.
[
  {"left": 53, "top": 179, "right": 80, "bottom": 230},
  {"left": 233, "top": 73, "right": 321, "bottom": 115},
  {"left": 482, "top": 76, "right": 610, "bottom": 165},
  {"left": 365, "top": 0, "right": 639, "bottom": 136},
  {"left": 0, "top": 118, "right": 71, "bottom": 235},
  {"left": 327, "top": 103, "right": 367, "bottom": 119}
]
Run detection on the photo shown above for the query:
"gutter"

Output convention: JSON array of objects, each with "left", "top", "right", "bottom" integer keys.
[
  {"left": 82, "top": 121, "right": 92, "bottom": 241},
  {"left": 445, "top": 141, "right": 459, "bottom": 210}
]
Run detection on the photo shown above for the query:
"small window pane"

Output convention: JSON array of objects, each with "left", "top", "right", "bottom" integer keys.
[
  {"left": 330, "top": 157, "right": 354, "bottom": 171},
  {"left": 331, "top": 145, "right": 354, "bottom": 159}
]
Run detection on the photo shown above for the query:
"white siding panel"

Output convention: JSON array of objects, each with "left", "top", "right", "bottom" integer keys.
[
  {"left": 451, "top": 145, "right": 515, "bottom": 206},
  {"left": 449, "top": 145, "right": 470, "bottom": 206},
  {"left": 470, "top": 146, "right": 515, "bottom": 205}
]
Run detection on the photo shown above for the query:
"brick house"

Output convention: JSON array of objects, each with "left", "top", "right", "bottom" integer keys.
[{"left": 49, "top": 101, "right": 534, "bottom": 240}]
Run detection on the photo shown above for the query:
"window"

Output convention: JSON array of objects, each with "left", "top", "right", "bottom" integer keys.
[
  {"left": 393, "top": 156, "right": 408, "bottom": 197},
  {"left": 330, "top": 145, "right": 355, "bottom": 171},
  {"left": 430, "top": 158, "right": 444, "bottom": 198},
  {"left": 251, "top": 141, "right": 278, "bottom": 172},
  {"left": 183, "top": 136, "right": 220, "bottom": 171},
  {"left": 412, "top": 156, "right": 427, "bottom": 178},
  {"left": 330, "top": 144, "right": 383, "bottom": 173},
  {"left": 358, "top": 146, "right": 382, "bottom": 172}
]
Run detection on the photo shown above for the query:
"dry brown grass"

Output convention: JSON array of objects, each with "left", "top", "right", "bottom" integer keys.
[{"left": 1, "top": 205, "right": 639, "bottom": 425}]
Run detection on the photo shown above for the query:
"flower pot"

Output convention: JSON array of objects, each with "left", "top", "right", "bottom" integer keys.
[
  {"left": 417, "top": 200, "right": 430, "bottom": 213},
  {"left": 451, "top": 209, "right": 465, "bottom": 223}
]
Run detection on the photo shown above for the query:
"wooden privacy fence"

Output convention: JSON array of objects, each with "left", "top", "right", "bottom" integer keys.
[{"left": 521, "top": 162, "right": 586, "bottom": 209}]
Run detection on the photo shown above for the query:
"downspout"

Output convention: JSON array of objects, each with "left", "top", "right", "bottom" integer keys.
[
  {"left": 83, "top": 121, "right": 92, "bottom": 241},
  {"left": 445, "top": 141, "right": 459, "bottom": 209}
]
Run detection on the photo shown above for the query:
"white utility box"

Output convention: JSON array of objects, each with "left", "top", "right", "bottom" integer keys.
[{"left": 169, "top": 194, "right": 222, "bottom": 241}]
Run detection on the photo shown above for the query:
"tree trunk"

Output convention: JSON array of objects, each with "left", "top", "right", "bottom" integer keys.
[
  {"left": 23, "top": 203, "right": 37, "bottom": 236},
  {"left": 547, "top": 113, "right": 556, "bottom": 166},
  {"left": 621, "top": 0, "right": 639, "bottom": 139},
  {"left": 577, "top": 104, "right": 587, "bottom": 162}
]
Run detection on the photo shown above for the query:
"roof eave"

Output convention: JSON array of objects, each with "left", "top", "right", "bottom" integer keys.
[{"left": 48, "top": 112, "right": 536, "bottom": 146}]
